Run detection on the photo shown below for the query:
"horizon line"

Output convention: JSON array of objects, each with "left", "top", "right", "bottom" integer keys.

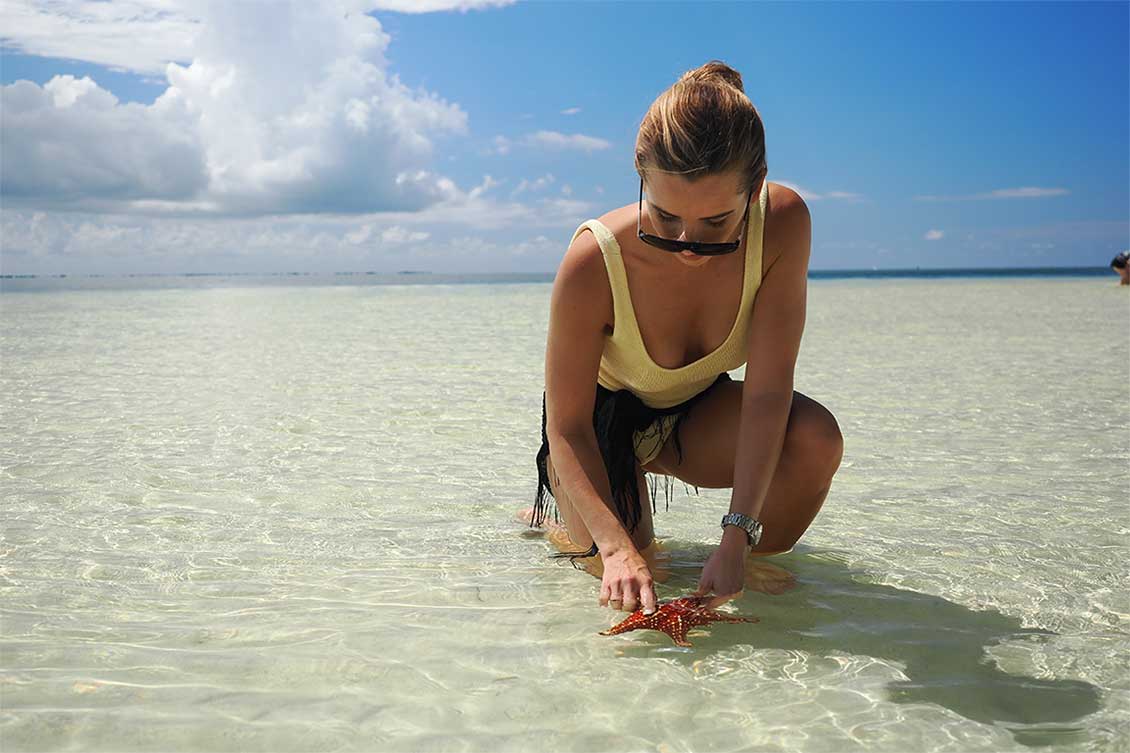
[{"left": 0, "top": 265, "right": 1115, "bottom": 280}]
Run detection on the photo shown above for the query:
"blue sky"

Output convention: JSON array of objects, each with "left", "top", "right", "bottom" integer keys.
[{"left": 1, "top": 0, "right": 1126, "bottom": 275}]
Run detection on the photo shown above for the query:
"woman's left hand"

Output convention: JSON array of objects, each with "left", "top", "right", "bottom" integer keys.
[{"left": 693, "top": 536, "right": 747, "bottom": 608}]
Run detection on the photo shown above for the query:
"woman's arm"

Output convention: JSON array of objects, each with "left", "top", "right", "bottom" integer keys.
[
  {"left": 696, "top": 190, "right": 812, "bottom": 606},
  {"left": 543, "top": 231, "right": 636, "bottom": 556},
  {"left": 544, "top": 230, "right": 657, "bottom": 613},
  {"left": 727, "top": 191, "right": 812, "bottom": 528}
]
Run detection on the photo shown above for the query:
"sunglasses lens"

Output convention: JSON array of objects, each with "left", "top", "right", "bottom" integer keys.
[{"left": 640, "top": 233, "right": 738, "bottom": 255}]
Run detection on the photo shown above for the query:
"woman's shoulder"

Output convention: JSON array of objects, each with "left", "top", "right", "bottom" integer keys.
[
  {"left": 586, "top": 203, "right": 640, "bottom": 256},
  {"left": 763, "top": 182, "right": 810, "bottom": 269},
  {"left": 766, "top": 181, "right": 808, "bottom": 220},
  {"left": 555, "top": 220, "right": 615, "bottom": 332}
]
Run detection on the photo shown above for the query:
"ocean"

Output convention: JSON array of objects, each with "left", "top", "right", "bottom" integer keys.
[{"left": 1, "top": 272, "right": 1127, "bottom": 751}]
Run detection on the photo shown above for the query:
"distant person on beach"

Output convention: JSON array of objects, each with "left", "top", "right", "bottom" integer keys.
[
  {"left": 1111, "top": 251, "right": 1129, "bottom": 286},
  {"left": 522, "top": 61, "right": 842, "bottom": 615}
]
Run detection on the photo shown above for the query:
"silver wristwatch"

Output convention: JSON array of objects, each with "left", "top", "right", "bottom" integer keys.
[{"left": 721, "top": 512, "right": 763, "bottom": 549}]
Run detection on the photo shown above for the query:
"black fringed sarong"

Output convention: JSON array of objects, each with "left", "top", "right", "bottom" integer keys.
[{"left": 532, "top": 372, "right": 732, "bottom": 561}]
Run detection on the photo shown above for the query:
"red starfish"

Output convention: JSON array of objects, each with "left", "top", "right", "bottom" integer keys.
[{"left": 599, "top": 596, "right": 759, "bottom": 647}]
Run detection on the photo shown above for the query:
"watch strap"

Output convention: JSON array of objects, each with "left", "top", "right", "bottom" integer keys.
[{"left": 721, "top": 512, "right": 763, "bottom": 548}]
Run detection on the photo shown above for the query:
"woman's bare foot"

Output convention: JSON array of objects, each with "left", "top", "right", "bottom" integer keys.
[
  {"left": 515, "top": 506, "right": 546, "bottom": 527},
  {"left": 744, "top": 558, "right": 797, "bottom": 594}
]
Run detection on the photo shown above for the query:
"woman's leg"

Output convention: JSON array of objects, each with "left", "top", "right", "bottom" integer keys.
[{"left": 645, "top": 382, "right": 843, "bottom": 555}]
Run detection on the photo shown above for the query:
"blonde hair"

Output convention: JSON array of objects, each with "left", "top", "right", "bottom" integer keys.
[{"left": 635, "top": 60, "right": 767, "bottom": 192}]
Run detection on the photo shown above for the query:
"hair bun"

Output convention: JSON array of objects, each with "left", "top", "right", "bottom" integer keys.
[
  {"left": 636, "top": 59, "right": 765, "bottom": 190},
  {"left": 680, "top": 60, "right": 744, "bottom": 93}
]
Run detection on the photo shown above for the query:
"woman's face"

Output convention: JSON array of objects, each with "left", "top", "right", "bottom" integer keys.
[{"left": 642, "top": 169, "right": 754, "bottom": 269}]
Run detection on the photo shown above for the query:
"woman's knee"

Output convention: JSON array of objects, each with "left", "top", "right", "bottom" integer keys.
[{"left": 784, "top": 396, "right": 844, "bottom": 480}]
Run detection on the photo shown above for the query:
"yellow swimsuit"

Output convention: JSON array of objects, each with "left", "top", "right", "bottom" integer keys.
[
  {"left": 532, "top": 178, "right": 769, "bottom": 537},
  {"left": 572, "top": 177, "right": 769, "bottom": 463}
]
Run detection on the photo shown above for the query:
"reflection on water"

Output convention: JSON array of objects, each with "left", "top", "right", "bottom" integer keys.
[{"left": 603, "top": 544, "right": 1102, "bottom": 747}]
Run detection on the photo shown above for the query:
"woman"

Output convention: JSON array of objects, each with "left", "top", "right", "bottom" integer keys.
[{"left": 527, "top": 61, "right": 843, "bottom": 616}]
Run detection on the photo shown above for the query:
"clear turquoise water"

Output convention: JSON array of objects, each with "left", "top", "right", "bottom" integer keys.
[{"left": 1, "top": 277, "right": 1127, "bottom": 751}]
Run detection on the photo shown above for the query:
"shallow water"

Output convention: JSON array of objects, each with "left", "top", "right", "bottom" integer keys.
[{"left": 1, "top": 277, "right": 1127, "bottom": 752}]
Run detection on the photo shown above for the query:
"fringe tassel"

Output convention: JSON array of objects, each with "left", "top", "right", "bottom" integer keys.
[
  {"left": 531, "top": 391, "right": 556, "bottom": 528},
  {"left": 547, "top": 541, "right": 599, "bottom": 570},
  {"left": 532, "top": 373, "right": 728, "bottom": 536}
]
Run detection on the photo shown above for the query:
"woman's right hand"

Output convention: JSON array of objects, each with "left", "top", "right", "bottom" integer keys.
[{"left": 599, "top": 547, "right": 657, "bottom": 614}]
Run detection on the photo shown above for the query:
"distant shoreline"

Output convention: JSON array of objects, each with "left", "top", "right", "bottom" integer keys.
[
  {"left": 2, "top": 266, "right": 1118, "bottom": 293},
  {"left": 0, "top": 266, "right": 1112, "bottom": 283}
]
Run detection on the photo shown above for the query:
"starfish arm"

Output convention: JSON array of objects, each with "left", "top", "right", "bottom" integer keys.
[
  {"left": 666, "top": 615, "right": 693, "bottom": 646},
  {"left": 599, "top": 614, "right": 643, "bottom": 636}
]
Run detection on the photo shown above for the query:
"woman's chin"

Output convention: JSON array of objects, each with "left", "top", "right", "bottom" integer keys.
[{"left": 675, "top": 252, "right": 710, "bottom": 267}]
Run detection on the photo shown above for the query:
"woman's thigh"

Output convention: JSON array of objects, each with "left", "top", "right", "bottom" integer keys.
[{"left": 645, "top": 380, "right": 843, "bottom": 489}]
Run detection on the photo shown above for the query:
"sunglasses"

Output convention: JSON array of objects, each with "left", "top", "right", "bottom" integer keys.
[{"left": 637, "top": 177, "right": 754, "bottom": 256}]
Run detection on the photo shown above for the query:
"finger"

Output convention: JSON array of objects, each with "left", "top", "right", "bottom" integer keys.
[
  {"left": 641, "top": 582, "right": 658, "bottom": 615},
  {"left": 622, "top": 589, "right": 639, "bottom": 613},
  {"left": 599, "top": 582, "right": 611, "bottom": 608},
  {"left": 608, "top": 582, "right": 623, "bottom": 610}
]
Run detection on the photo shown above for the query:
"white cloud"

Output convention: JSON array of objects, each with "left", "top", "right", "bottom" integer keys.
[
  {"left": 409, "top": 233, "right": 560, "bottom": 262},
  {"left": 975, "top": 220, "right": 1128, "bottom": 242},
  {"left": 395, "top": 193, "right": 592, "bottom": 231},
  {"left": 340, "top": 222, "right": 436, "bottom": 246},
  {"left": 380, "top": 226, "right": 430, "bottom": 243},
  {"left": 924, "top": 229, "right": 944, "bottom": 241},
  {"left": 560, "top": 107, "right": 582, "bottom": 115},
  {"left": 524, "top": 130, "right": 611, "bottom": 152},
  {"left": 0, "top": 0, "right": 200, "bottom": 75},
  {"left": 773, "top": 181, "right": 865, "bottom": 202},
  {"left": 345, "top": 224, "right": 374, "bottom": 244},
  {"left": 978, "top": 187, "right": 1070, "bottom": 199},
  {"left": 1, "top": 2, "right": 471, "bottom": 215},
  {"left": 488, "top": 130, "right": 609, "bottom": 155},
  {"left": 467, "top": 174, "right": 502, "bottom": 199},
  {"left": 913, "top": 187, "right": 1070, "bottom": 201},
  {"left": 511, "top": 234, "right": 554, "bottom": 256},
  {"left": 1, "top": 76, "right": 208, "bottom": 202},
  {"left": 511, "top": 173, "right": 555, "bottom": 197},
  {"left": 1, "top": 190, "right": 594, "bottom": 257},
  {"left": 0, "top": 0, "right": 515, "bottom": 75},
  {"left": 561, "top": 184, "right": 573, "bottom": 197},
  {"left": 371, "top": 0, "right": 516, "bottom": 12},
  {"left": 0, "top": 0, "right": 602, "bottom": 275}
]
